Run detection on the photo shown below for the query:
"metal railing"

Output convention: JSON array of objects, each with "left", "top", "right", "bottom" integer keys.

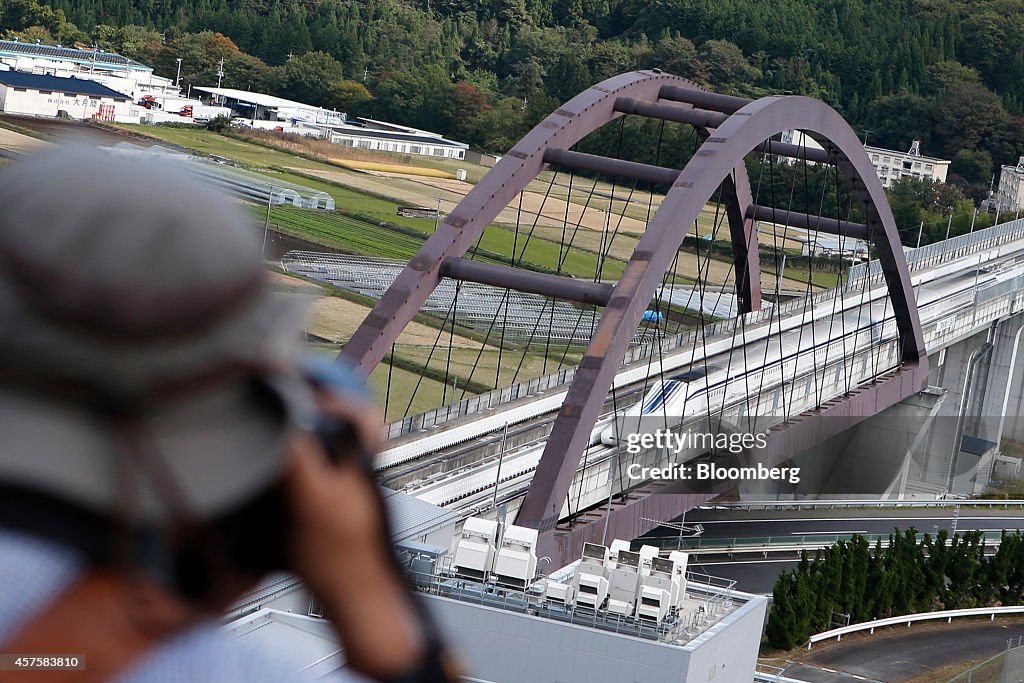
[
  {"left": 849, "top": 218, "right": 1024, "bottom": 284},
  {"left": 380, "top": 218, "right": 1024, "bottom": 442},
  {"left": 645, "top": 530, "right": 1007, "bottom": 553},
  {"left": 408, "top": 562, "right": 739, "bottom": 647},
  {"left": 809, "top": 606, "right": 1024, "bottom": 648},
  {"left": 704, "top": 499, "right": 1024, "bottom": 512},
  {"left": 946, "top": 637, "right": 1024, "bottom": 683}
]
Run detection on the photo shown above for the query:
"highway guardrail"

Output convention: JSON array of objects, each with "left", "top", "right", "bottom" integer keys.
[{"left": 808, "top": 606, "right": 1024, "bottom": 648}]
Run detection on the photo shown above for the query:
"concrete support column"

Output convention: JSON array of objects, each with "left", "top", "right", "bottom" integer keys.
[
  {"left": 1000, "top": 317, "right": 1024, "bottom": 444},
  {"left": 741, "top": 387, "right": 947, "bottom": 500},
  {"left": 917, "top": 330, "right": 991, "bottom": 493}
]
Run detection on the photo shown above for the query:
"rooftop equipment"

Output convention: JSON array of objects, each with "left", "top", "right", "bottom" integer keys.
[
  {"left": 453, "top": 517, "right": 498, "bottom": 580},
  {"left": 493, "top": 524, "right": 539, "bottom": 589}
]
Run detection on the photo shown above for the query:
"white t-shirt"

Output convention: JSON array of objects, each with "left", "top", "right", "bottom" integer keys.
[{"left": 0, "top": 529, "right": 359, "bottom": 682}]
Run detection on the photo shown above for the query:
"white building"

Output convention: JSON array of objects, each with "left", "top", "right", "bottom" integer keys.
[
  {"left": 193, "top": 86, "right": 344, "bottom": 128},
  {"left": 780, "top": 131, "right": 950, "bottom": 189},
  {"left": 779, "top": 129, "right": 826, "bottom": 157},
  {"left": 0, "top": 71, "right": 132, "bottom": 121},
  {"left": 327, "top": 118, "right": 468, "bottom": 160},
  {"left": 865, "top": 140, "right": 949, "bottom": 188},
  {"left": 996, "top": 157, "right": 1024, "bottom": 215},
  {"left": 0, "top": 39, "right": 177, "bottom": 100}
]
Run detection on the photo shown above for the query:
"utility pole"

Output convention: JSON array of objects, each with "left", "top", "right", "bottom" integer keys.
[
  {"left": 262, "top": 185, "right": 274, "bottom": 260},
  {"left": 969, "top": 208, "right": 977, "bottom": 233},
  {"left": 916, "top": 221, "right": 924, "bottom": 248},
  {"left": 944, "top": 213, "right": 953, "bottom": 241},
  {"left": 174, "top": 57, "right": 183, "bottom": 88},
  {"left": 216, "top": 58, "right": 225, "bottom": 88},
  {"left": 491, "top": 423, "right": 509, "bottom": 513}
]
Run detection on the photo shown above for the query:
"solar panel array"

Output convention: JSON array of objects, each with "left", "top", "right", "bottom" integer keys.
[
  {"left": 0, "top": 40, "right": 144, "bottom": 68},
  {"left": 178, "top": 157, "right": 335, "bottom": 210},
  {"left": 107, "top": 143, "right": 335, "bottom": 210},
  {"left": 281, "top": 251, "right": 656, "bottom": 346}
]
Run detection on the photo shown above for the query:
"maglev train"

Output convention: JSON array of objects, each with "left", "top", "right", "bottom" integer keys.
[
  {"left": 598, "top": 305, "right": 903, "bottom": 448},
  {"left": 599, "top": 364, "right": 728, "bottom": 446}
]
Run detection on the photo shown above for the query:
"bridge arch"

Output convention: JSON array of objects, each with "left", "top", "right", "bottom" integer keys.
[
  {"left": 340, "top": 70, "right": 759, "bottom": 372},
  {"left": 340, "top": 72, "right": 929, "bottom": 564}
]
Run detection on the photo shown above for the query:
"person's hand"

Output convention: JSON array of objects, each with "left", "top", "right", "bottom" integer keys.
[{"left": 284, "top": 392, "right": 427, "bottom": 680}]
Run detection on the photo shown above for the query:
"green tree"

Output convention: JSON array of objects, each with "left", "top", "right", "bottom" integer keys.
[
  {"left": 270, "top": 51, "right": 346, "bottom": 108},
  {"left": 327, "top": 79, "right": 373, "bottom": 117}
]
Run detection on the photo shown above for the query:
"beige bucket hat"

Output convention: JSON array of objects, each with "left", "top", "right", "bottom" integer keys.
[{"left": 0, "top": 146, "right": 311, "bottom": 523}]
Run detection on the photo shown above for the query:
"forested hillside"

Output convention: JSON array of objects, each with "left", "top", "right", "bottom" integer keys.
[{"left": 3, "top": 0, "right": 1024, "bottom": 196}]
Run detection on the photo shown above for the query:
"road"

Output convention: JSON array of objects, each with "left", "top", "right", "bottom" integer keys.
[
  {"left": 783, "top": 620, "right": 1024, "bottom": 682},
  {"left": 656, "top": 507, "right": 1024, "bottom": 594}
]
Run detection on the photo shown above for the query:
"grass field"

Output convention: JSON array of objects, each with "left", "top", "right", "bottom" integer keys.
[
  {"left": 307, "top": 343, "right": 452, "bottom": 421},
  {"left": 263, "top": 205, "right": 428, "bottom": 259},
  {"left": 262, "top": 204, "right": 625, "bottom": 278},
  {"left": 121, "top": 125, "right": 625, "bottom": 277},
  {"left": 393, "top": 344, "right": 583, "bottom": 394}
]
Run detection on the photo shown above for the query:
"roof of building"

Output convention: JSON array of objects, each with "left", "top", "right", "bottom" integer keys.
[
  {"left": 381, "top": 487, "right": 460, "bottom": 543},
  {"left": 359, "top": 117, "right": 445, "bottom": 138},
  {"left": 0, "top": 71, "right": 130, "bottom": 99},
  {"left": 328, "top": 122, "right": 468, "bottom": 148},
  {"left": 864, "top": 144, "right": 950, "bottom": 164},
  {"left": 0, "top": 40, "right": 148, "bottom": 70},
  {"left": 193, "top": 86, "right": 329, "bottom": 112}
]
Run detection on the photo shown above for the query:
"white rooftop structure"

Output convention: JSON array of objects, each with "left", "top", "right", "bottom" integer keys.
[
  {"left": 326, "top": 117, "right": 468, "bottom": 160},
  {"left": 865, "top": 140, "right": 949, "bottom": 188},
  {"left": 0, "top": 39, "right": 177, "bottom": 99},
  {"left": 194, "top": 86, "right": 344, "bottom": 126}
]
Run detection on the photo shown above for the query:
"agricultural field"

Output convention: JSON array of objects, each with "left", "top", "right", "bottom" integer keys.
[
  {"left": 305, "top": 343, "right": 452, "bottom": 422},
  {"left": 262, "top": 204, "right": 625, "bottom": 279},
  {"left": 393, "top": 344, "right": 584, "bottom": 396},
  {"left": 262, "top": 205, "right": 427, "bottom": 260}
]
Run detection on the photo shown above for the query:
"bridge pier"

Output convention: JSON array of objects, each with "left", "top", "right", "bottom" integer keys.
[
  {"left": 998, "top": 316, "right": 1024, "bottom": 445},
  {"left": 740, "top": 387, "right": 947, "bottom": 500},
  {"left": 913, "top": 312, "right": 1024, "bottom": 495}
]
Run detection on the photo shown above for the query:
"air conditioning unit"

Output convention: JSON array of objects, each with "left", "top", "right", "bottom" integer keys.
[
  {"left": 574, "top": 573, "right": 609, "bottom": 610},
  {"left": 637, "top": 545, "right": 659, "bottom": 575},
  {"left": 669, "top": 550, "right": 689, "bottom": 606},
  {"left": 453, "top": 517, "right": 498, "bottom": 580},
  {"left": 493, "top": 524, "right": 539, "bottom": 589},
  {"left": 606, "top": 549, "right": 641, "bottom": 611},
  {"left": 635, "top": 585, "right": 671, "bottom": 623},
  {"left": 607, "top": 598, "right": 633, "bottom": 617},
  {"left": 544, "top": 581, "right": 576, "bottom": 605}
]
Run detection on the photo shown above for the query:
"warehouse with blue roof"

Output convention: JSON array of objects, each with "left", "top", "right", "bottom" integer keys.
[{"left": 0, "top": 71, "right": 132, "bottom": 120}]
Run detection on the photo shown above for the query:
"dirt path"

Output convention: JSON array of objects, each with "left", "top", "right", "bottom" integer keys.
[{"left": 0, "top": 126, "right": 52, "bottom": 155}]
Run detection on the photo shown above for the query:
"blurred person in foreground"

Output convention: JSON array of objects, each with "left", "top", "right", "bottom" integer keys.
[{"left": 0, "top": 147, "right": 457, "bottom": 682}]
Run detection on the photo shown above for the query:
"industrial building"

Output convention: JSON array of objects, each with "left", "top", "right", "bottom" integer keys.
[
  {"left": 223, "top": 506, "right": 766, "bottom": 683},
  {"left": 0, "top": 39, "right": 177, "bottom": 100},
  {"left": 0, "top": 71, "right": 131, "bottom": 120},
  {"left": 193, "top": 86, "right": 469, "bottom": 158},
  {"left": 328, "top": 118, "right": 468, "bottom": 160},
  {"left": 996, "top": 157, "right": 1024, "bottom": 215},
  {"left": 193, "top": 86, "right": 344, "bottom": 129},
  {"left": 780, "top": 131, "right": 950, "bottom": 188},
  {"left": 865, "top": 140, "right": 949, "bottom": 187}
]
